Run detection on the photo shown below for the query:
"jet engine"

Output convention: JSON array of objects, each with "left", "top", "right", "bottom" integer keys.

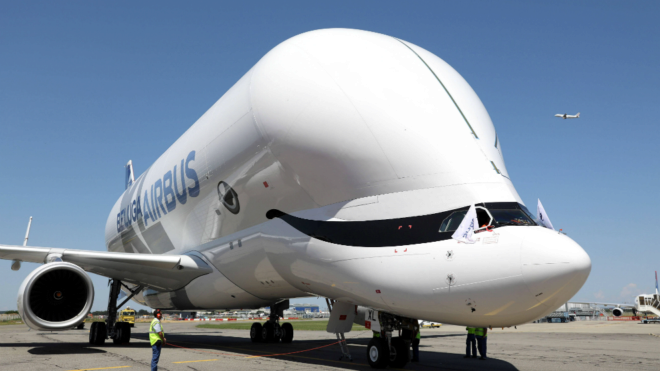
[
  {"left": 612, "top": 307, "right": 624, "bottom": 317},
  {"left": 17, "top": 262, "right": 94, "bottom": 330}
]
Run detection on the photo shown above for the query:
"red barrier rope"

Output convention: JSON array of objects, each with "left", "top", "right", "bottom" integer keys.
[
  {"left": 163, "top": 338, "right": 346, "bottom": 359},
  {"left": 246, "top": 339, "right": 345, "bottom": 358}
]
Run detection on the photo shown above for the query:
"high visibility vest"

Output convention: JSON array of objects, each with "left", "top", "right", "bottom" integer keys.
[
  {"left": 416, "top": 331, "right": 421, "bottom": 340},
  {"left": 373, "top": 331, "right": 380, "bottom": 338},
  {"left": 475, "top": 327, "right": 485, "bottom": 337},
  {"left": 149, "top": 318, "right": 164, "bottom": 346},
  {"left": 466, "top": 327, "right": 475, "bottom": 334}
]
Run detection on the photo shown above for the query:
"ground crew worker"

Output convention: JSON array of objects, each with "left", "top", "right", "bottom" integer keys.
[
  {"left": 464, "top": 327, "right": 477, "bottom": 358},
  {"left": 149, "top": 309, "right": 166, "bottom": 371},
  {"left": 411, "top": 327, "right": 421, "bottom": 362},
  {"left": 372, "top": 330, "right": 380, "bottom": 337},
  {"left": 475, "top": 327, "right": 487, "bottom": 360}
]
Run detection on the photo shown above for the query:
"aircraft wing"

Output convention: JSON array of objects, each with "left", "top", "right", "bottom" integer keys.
[
  {"left": 0, "top": 244, "right": 212, "bottom": 291},
  {"left": 569, "top": 301, "right": 635, "bottom": 308}
]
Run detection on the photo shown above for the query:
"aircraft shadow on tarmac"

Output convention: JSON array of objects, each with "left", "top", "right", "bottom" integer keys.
[
  {"left": 25, "top": 343, "right": 106, "bottom": 355},
  {"left": 22, "top": 329, "right": 520, "bottom": 370}
]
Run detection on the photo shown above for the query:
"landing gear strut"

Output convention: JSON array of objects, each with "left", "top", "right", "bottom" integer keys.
[
  {"left": 326, "top": 298, "right": 352, "bottom": 361},
  {"left": 89, "top": 279, "right": 142, "bottom": 346},
  {"left": 250, "top": 300, "right": 294, "bottom": 343}
]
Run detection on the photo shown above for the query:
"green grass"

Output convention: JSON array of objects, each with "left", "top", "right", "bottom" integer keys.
[
  {"left": 197, "top": 320, "right": 367, "bottom": 331},
  {"left": 0, "top": 319, "right": 24, "bottom": 326}
]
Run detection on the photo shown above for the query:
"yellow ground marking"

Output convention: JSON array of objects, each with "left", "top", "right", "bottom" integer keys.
[
  {"left": 173, "top": 359, "right": 218, "bottom": 364},
  {"left": 68, "top": 367, "right": 130, "bottom": 371}
]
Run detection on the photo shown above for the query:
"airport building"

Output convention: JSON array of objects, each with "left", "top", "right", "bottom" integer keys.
[{"left": 290, "top": 303, "right": 320, "bottom": 313}]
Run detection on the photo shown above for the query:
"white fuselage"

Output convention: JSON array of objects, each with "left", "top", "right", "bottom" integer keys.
[{"left": 104, "top": 29, "right": 591, "bottom": 328}]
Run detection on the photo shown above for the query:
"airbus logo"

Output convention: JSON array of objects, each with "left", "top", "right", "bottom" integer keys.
[{"left": 117, "top": 150, "right": 200, "bottom": 232}]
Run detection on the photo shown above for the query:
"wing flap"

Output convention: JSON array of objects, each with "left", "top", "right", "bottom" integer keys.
[{"left": 569, "top": 301, "right": 635, "bottom": 308}]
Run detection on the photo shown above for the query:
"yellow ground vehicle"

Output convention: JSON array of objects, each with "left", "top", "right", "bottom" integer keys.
[
  {"left": 419, "top": 320, "right": 442, "bottom": 328},
  {"left": 118, "top": 307, "right": 136, "bottom": 327}
]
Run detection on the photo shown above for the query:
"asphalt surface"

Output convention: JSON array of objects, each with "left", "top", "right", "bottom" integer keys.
[{"left": 0, "top": 320, "right": 659, "bottom": 371}]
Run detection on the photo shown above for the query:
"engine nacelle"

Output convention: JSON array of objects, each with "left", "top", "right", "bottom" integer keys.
[
  {"left": 612, "top": 307, "right": 624, "bottom": 317},
  {"left": 18, "top": 262, "right": 94, "bottom": 330}
]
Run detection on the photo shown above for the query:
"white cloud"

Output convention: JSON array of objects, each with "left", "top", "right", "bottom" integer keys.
[
  {"left": 594, "top": 290, "right": 605, "bottom": 299},
  {"left": 620, "top": 283, "right": 641, "bottom": 298}
]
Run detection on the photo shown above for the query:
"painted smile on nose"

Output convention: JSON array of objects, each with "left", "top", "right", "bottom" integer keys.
[{"left": 266, "top": 202, "right": 534, "bottom": 247}]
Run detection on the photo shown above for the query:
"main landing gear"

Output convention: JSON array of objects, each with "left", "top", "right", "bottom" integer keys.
[
  {"left": 249, "top": 300, "right": 294, "bottom": 343},
  {"left": 89, "top": 279, "right": 142, "bottom": 346},
  {"left": 366, "top": 313, "right": 419, "bottom": 369}
]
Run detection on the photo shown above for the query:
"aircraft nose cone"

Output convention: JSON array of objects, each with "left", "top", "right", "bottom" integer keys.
[{"left": 521, "top": 228, "right": 591, "bottom": 311}]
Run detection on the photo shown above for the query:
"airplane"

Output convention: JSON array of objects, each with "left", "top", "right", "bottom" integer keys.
[
  {"left": 0, "top": 29, "right": 591, "bottom": 369},
  {"left": 555, "top": 112, "right": 580, "bottom": 119},
  {"left": 570, "top": 271, "right": 660, "bottom": 318}
]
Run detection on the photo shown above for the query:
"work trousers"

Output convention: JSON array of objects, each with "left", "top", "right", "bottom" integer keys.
[
  {"left": 466, "top": 334, "right": 477, "bottom": 356},
  {"left": 412, "top": 338, "right": 420, "bottom": 361},
  {"left": 151, "top": 343, "right": 162, "bottom": 371},
  {"left": 476, "top": 336, "right": 487, "bottom": 358}
]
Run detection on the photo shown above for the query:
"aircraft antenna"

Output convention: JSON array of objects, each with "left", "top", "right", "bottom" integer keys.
[
  {"left": 23, "top": 216, "right": 33, "bottom": 246},
  {"left": 11, "top": 216, "right": 32, "bottom": 271}
]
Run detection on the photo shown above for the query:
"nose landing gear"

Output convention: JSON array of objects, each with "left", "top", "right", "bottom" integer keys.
[{"left": 366, "top": 311, "right": 418, "bottom": 369}]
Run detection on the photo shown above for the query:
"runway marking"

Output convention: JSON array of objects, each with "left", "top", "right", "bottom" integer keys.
[
  {"left": 173, "top": 359, "right": 218, "bottom": 363},
  {"left": 67, "top": 367, "right": 130, "bottom": 371}
]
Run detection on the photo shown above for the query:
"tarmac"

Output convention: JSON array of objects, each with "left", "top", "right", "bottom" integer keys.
[{"left": 0, "top": 320, "right": 658, "bottom": 371}]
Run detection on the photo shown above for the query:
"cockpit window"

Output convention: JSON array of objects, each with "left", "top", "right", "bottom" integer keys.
[
  {"left": 476, "top": 208, "right": 492, "bottom": 227},
  {"left": 438, "top": 207, "right": 492, "bottom": 232},
  {"left": 490, "top": 209, "right": 535, "bottom": 226},
  {"left": 438, "top": 211, "right": 466, "bottom": 232}
]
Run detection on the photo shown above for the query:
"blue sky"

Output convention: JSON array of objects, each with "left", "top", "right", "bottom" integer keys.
[{"left": 0, "top": 1, "right": 658, "bottom": 312}]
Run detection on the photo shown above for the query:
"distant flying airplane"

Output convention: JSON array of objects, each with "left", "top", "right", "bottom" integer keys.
[{"left": 555, "top": 112, "right": 580, "bottom": 119}]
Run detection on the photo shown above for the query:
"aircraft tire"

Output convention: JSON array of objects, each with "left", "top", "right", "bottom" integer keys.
[
  {"left": 281, "top": 322, "right": 294, "bottom": 343},
  {"left": 388, "top": 337, "right": 410, "bottom": 368},
  {"left": 88, "top": 322, "right": 97, "bottom": 344},
  {"left": 272, "top": 322, "right": 282, "bottom": 342},
  {"left": 366, "top": 338, "right": 389, "bottom": 369},
  {"left": 261, "top": 322, "right": 275, "bottom": 342},
  {"left": 113, "top": 323, "right": 124, "bottom": 344},
  {"left": 250, "top": 322, "right": 263, "bottom": 343},
  {"left": 122, "top": 323, "right": 131, "bottom": 343},
  {"left": 89, "top": 322, "right": 107, "bottom": 345},
  {"left": 113, "top": 322, "right": 131, "bottom": 344}
]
